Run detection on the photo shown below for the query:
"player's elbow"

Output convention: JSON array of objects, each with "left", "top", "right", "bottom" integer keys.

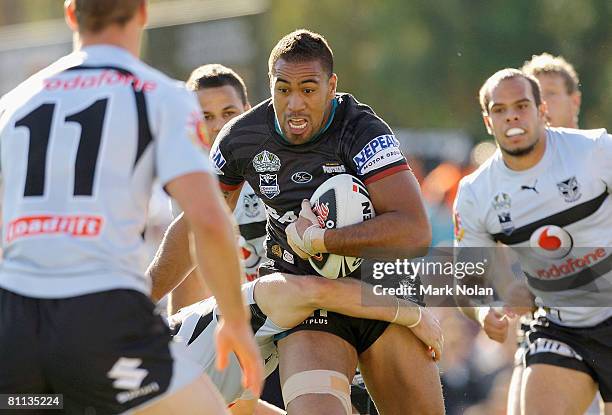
[
  {"left": 399, "top": 217, "right": 431, "bottom": 257},
  {"left": 184, "top": 206, "right": 235, "bottom": 241}
]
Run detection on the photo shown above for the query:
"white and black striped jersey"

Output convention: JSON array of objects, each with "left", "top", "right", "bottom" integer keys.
[
  {"left": 0, "top": 45, "right": 211, "bottom": 298},
  {"left": 171, "top": 181, "right": 267, "bottom": 280},
  {"left": 167, "top": 280, "right": 287, "bottom": 405},
  {"left": 233, "top": 182, "right": 267, "bottom": 280},
  {"left": 454, "top": 128, "right": 612, "bottom": 327}
]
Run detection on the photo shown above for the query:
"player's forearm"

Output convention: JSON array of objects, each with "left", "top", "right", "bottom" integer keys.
[
  {"left": 188, "top": 212, "right": 249, "bottom": 323},
  {"left": 148, "top": 214, "right": 195, "bottom": 302},
  {"left": 323, "top": 211, "right": 431, "bottom": 258},
  {"left": 167, "top": 269, "right": 212, "bottom": 315}
]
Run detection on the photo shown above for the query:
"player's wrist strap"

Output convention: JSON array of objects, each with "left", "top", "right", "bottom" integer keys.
[{"left": 303, "top": 225, "right": 327, "bottom": 254}]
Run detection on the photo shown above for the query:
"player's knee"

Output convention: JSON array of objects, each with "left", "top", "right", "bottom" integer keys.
[
  {"left": 290, "top": 275, "right": 332, "bottom": 308},
  {"left": 282, "top": 370, "right": 351, "bottom": 415}
]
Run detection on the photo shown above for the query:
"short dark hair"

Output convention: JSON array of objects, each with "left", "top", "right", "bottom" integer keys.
[
  {"left": 479, "top": 68, "right": 542, "bottom": 114},
  {"left": 268, "top": 29, "right": 334, "bottom": 76},
  {"left": 72, "top": 0, "right": 143, "bottom": 33},
  {"left": 521, "top": 53, "right": 580, "bottom": 94},
  {"left": 186, "top": 64, "right": 248, "bottom": 105}
]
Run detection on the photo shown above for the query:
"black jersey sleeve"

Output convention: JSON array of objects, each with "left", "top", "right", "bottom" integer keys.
[
  {"left": 209, "top": 121, "right": 245, "bottom": 190},
  {"left": 343, "top": 106, "right": 410, "bottom": 184}
]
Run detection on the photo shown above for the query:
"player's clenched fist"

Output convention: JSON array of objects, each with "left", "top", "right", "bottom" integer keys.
[
  {"left": 478, "top": 307, "right": 510, "bottom": 343},
  {"left": 285, "top": 200, "right": 327, "bottom": 259}
]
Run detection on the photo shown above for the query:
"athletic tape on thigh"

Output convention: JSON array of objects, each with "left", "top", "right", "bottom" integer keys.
[{"left": 282, "top": 369, "right": 351, "bottom": 415}]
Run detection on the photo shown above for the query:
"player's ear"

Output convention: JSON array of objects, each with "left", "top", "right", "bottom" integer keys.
[
  {"left": 538, "top": 101, "right": 549, "bottom": 122},
  {"left": 327, "top": 73, "right": 338, "bottom": 99},
  {"left": 244, "top": 103, "right": 252, "bottom": 111},
  {"left": 572, "top": 90, "right": 581, "bottom": 117},
  {"left": 64, "top": 0, "right": 78, "bottom": 32},
  {"left": 137, "top": 0, "right": 148, "bottom": 27},
  {"left": 482, "top": 112, "right": 493, "bottom": 135}
]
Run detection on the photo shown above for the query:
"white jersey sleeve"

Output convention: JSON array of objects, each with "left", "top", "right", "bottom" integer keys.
[
  {"left": 592, "top": 129, "right": 612, "bottom": 189},
  {"left": 154, "top": 85, "right": 211, "bottom": 187},
  {"left": 453, "top": 178, "right": 496, "bottom": 248}
]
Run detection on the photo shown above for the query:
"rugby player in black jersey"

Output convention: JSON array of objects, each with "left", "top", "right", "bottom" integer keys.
[{"left": 150, "top": 30, "right": 444, "bottom": 414}]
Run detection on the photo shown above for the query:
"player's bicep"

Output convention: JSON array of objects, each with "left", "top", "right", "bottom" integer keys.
[{"left": 366, "top": 169, "right": 428, "bottom": 219}]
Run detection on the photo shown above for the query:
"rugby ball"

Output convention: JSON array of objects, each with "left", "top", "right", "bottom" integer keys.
[{"left": 308, "top": 174, "right": 376, "bottom": 279}]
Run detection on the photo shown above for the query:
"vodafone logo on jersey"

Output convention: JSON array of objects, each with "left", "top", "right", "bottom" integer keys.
[
  {"left": 43, "top": 70, "right": 157, "bottom": 93},
  {"left": 529, "top": 225, "right": 573, "bottom": 259}
]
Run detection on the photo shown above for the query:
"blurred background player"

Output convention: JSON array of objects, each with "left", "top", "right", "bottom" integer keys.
[
  {"left": 522, "top": 53, "right": 582, "bottom": 129},
  {"left": 0, "top": 1, "right": 262, "bottom": 413},
  {"left": 168, "top": 64, "right": 267, "bottom": 314},
  {"left": 455, "top": 68, "right": 612, "bottom": 415}
]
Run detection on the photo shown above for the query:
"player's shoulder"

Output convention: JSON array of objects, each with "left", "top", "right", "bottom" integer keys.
[
  {"left": 214, "top": 99, "right": 272, "bottom": 151},
  {"left": 337, "top": 92, "right": 391, "bottom": 133},
  {"left": 457, "top": 151, "right": 501, "bottom": 198},
  {"left": 547, "top": 127, "right": 609, "bottom": 148},
  {"left": 128, "top": 59, "right": 193, "bottom": 99},
  {"left": 461, "top": 149, "right": 500, "bottom": 184},
  {"left": 0, "top": 53, "right": 80, "bottom": 111}
]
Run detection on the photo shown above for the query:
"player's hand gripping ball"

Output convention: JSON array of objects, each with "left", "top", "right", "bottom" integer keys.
[
  {"left": 285, "top": 200, "right": 326, "bottom": 260},
  {"left": 286, "top": 174, "right": 376, "bottom": 279}
]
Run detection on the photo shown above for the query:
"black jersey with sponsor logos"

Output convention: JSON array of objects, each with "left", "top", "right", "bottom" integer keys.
[{"left": 210, "top": 93, "right": 409, "bottom": 275}]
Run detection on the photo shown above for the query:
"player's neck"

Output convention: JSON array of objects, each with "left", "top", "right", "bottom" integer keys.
[
  {"left": 75, "top": 27, "right": 142, "bottom": 58},
  {"left": 502, "top": 133, "right": 547, "bottom": 171}
]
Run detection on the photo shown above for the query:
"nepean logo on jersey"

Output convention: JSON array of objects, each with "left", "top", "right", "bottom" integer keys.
[
  {"left": 353, "top": 134, "right": 403, "bottom": 175},
  {"left": 211, "top": 147, "right": 226, "bottom": 175},
  {"left": 253, "top": 150, "right": 281, "bottom": 173}
]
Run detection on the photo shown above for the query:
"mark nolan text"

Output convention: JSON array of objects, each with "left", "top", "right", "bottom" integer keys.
[{"left": 373, "top": 284, "right": 493, "bottom": 297}]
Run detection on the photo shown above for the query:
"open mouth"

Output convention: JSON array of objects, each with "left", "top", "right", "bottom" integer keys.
[
  {"left": 505, "top": 127, "right": 526, "bottom": 137},
  {"left": 287, "top": 118, "right": 308, "bottom": 135}
]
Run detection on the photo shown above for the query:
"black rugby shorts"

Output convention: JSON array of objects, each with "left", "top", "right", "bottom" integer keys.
[
  {"left": 260, "top": 261, "right": 389, "bottom": 354},
  {"left": 525, "top": 315, "right": 612, "bottom": 402},
  {"left": 0, "top": 287, "right": 201, "bottom": 414}
]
